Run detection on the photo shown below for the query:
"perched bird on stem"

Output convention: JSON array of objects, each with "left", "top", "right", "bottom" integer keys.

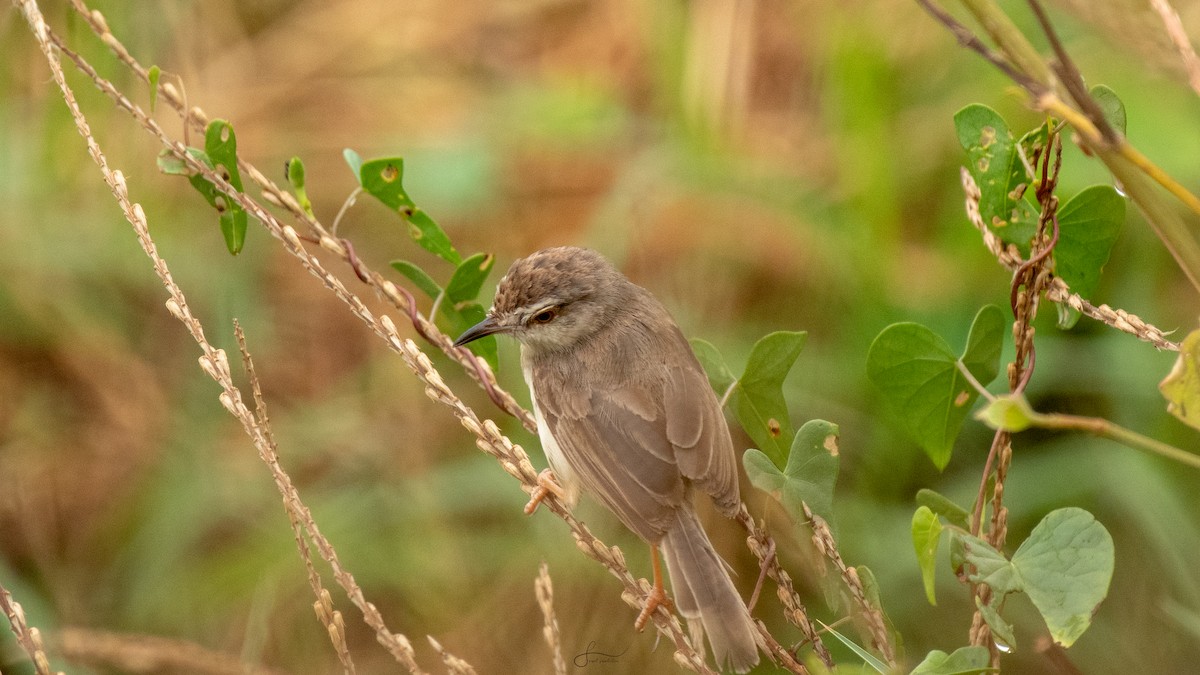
[{"left": 455, "top": 246, "right": 760, "bottom": 673}]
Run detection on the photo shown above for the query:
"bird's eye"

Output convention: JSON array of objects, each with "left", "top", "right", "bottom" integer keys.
[{"left": 530, "top": 308, "right": 557, "bottom": 324}]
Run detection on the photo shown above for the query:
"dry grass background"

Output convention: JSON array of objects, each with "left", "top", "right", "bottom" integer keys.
[{"left": 4, "top": 0, "right": 1200, "bottom": 673}]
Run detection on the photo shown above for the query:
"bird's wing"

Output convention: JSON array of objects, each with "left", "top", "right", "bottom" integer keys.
[
  {"left": 532, "top": 327, "right": 740, "bottom": 543},
  {"left": 662, "top": 328, "right": 740, "bottom": 515}
]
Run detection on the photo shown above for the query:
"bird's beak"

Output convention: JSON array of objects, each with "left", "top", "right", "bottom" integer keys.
[{"left": 453, "top": 316, "right": 505, "bottom": 347}]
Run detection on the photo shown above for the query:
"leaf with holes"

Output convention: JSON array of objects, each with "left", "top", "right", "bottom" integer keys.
[
  {"left": 405, "top": 208, "right": 461, "bottom": 265},
  {"left": 955, "top": 104, "right": 1039, "bottom": 253},
  {"left": 867, "top": 305, "right": 1004, "bottom": 469},
  {"left": 201, "top": 120, "right": 248, "bottom": 255},
  {"left": 1053, "top": 186, "right": 1126, "bottom": 329},
  {"left": 744, "top": 419, "right": 839, "bottom": 524},
  {"left": 731, "top": 331, "right": 807, "bottom": 466},
  {"left": 174, "top": 121, "right": 248, "bottom": 255}
]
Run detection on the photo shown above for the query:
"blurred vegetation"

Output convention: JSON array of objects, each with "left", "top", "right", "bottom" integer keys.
[{"left": 3, "top": 0, "right": 1200, "bottom": 673}]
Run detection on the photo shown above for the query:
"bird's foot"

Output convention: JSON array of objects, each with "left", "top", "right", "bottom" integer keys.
[
  {"left": 524, "top": 468, "right": 566, "bottom": 515},
  {"left": 634, "top": 583, "right": 675, "bottom": 632}
]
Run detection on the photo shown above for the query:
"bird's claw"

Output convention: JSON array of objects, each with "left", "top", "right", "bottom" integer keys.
[
  {"left": 634, "top": 583, "right": 675, "bottom": 632},
  {"left": 524, "top": 468, "right": 566, "bottom": 515}
]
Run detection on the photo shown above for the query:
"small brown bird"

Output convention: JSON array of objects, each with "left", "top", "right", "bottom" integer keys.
[{"left": 454, "top": 246, "right": 760, "bottom": 673}]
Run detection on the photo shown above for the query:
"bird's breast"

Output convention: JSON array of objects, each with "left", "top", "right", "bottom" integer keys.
[{"left": 523, "top": 361, "right": 582, "bottom": 507}]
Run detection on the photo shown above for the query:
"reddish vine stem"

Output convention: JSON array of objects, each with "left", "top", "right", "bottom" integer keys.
[{"left": 971, "top": 129, "right": 1063, "bottom": 662}]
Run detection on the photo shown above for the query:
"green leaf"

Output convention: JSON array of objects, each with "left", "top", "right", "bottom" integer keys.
[
  {"left": 910, "top": 646, "right": 993, "bottom": 675},
  {"left": 816, "top": 620, "right": 889, "bottom": 674},
  {"left": 390, "top": 260, "right": 443, "bottom": 300},
  {"left": 1011, "top": 507, "right": 1114, "bottom": 647},
  {"left": 915, "top": 489, "right": 970, "bottom": 530},
  {"left": 1160, "top": 328, "right": 1200, "bottom": 430},
  {"left": 689, "top": 339, "right": 736, "bottom": 397},
  {"left": 743, "top": 449, "right": 785, "bottom": 494},
  {"left": 1053, "top": 185, "right": 1125, "bottom": 329},
  {"left": 156, "top": 147, "right": 196, "bottom": 175},
  {"left": 949, "top": 531, "right": 967, "bottom": 578},
  {"left": 285, "top": 156, "right": 314, "bottom": 217},
  {"left": 959, "top": 532, "right": 1021, "bottom": 595},
  {"left": 912, "top": 506, "right": 944, "bottom": 605},
  {"left": 343, "top": 148, "right": 364, "bottom": 180},
  {"left": 975, "top": 596, "right": 1016, "bottom": 650},
  {"left": 405, "top": 208, "right": 461, "bottom": 265},
  {"left": 359, "top": 157, "right": 413, "bottom": 210},
  {"left": 975, "top": 394, "right": 1036, "bottom": 432},
  {"left": 731, "top": 331, "right": 807, "bottom": 466},
  {"left": 1090, "top": 84, "right": 1127, "bottom": 136},
  {"left": 446, "top": 253, "right": 495, "bottom": 304},
  {"left": 866, "top": 305, "right": 1004, "bottom": 469},
  {"left": 170, "top": 122, "right": 248, "bottom": 255},
  {"left": 148, "top": 65, "right": 161, "bottom": 113},
  {"left": 955, "top": 104, "right": 1039, "bottom": 252},
  {"left": 743, "top": 419, "right": 840, "bottom": 524},
  {"left": 202, "top": 120, "right": 248, "bottom": 255}
]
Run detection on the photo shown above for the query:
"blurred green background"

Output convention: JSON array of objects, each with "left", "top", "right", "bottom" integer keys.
[{"left": 3, "top": 0, "right": 1200, "bottom": 672}]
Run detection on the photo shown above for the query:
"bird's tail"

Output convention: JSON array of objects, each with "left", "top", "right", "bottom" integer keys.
[{"left": 662, "top": 508, "right": 760, "bottom": 673}]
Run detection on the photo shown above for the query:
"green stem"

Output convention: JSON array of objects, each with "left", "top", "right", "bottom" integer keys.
[{"left": 1032, "top": 411, "right": 1200, "bottom": 469}]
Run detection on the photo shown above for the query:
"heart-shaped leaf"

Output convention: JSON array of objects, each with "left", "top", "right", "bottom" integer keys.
[
  {"left": 1054, "top": 185, "right": 1125, "bottom": 329},
  {"left": 1012, "top": 507, "right": 1114, "bottom": 647},
  {"left": 867, "top": 305, "right": 1004, "bottom": 468},
  {"left": 743, "top": 419, "right": 839, "bottom": 524},
  {"left": 732, "top": 331, "right": 807, "bottom": 466},
  {"left": 956, "top": 508, "right": 1114, "bottom": 649},
  {"left": 955, "top": 104, "right": 1039, "bottom": 252}
]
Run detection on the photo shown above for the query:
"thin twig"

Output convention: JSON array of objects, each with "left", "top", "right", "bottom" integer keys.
[
  {"left": 912, "top": 0, "right": 1046, "bottom": 95},
  {"left": 235, "top": 322, "right": 356, "bottom": 675},
  {"left": 54, "top": 627, "right": 288, "bottom": 675},
  {"left": 14, "top": 2, "right": 430, "bottom": 667},
  {"left": 960, "top": 168, "right": 1178, "bottom": 351},
  {"left": 535, "top": 563, "right": 568, "bottom": 675},
  {"left": 1149, "top": 0, "right": 1200, "bottom": 97},
  {"left": 0, "top": 584, "right": 57, "bottom": 675},
  {"left": 1025, "top": 0, "right": 1120, "bottom": 145}
]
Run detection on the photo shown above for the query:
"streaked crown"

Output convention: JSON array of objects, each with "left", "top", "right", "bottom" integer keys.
[{"left": 487, "top": 246, "right": 633, "bottom": 354}]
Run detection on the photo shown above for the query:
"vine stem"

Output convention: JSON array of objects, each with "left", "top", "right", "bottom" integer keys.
[{"left": 1030, "top": 412, "right": 1200, "bottom": 470}]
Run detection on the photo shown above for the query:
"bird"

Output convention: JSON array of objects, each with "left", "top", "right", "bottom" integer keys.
[{"left": 453, "top": 246, "right": 761, "bottom": 673}]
